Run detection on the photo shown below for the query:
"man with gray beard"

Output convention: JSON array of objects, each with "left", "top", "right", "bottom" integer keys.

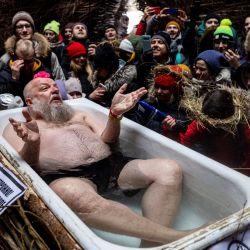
[
  {"left": 31, "top": 98, "right": 74, "bottom": 123},
  {"left": 3, "top": 77, "right": 197, "bottom": 247}
]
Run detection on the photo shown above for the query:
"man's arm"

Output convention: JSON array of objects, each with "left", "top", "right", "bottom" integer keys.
[
  {"left": 101, "top": 84, "right": 147, "bottom": 144},
  {"left": 3, "top": 109, "right": 40, "bottom": 166}
]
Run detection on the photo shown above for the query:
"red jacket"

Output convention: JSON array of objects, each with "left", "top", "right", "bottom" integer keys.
[{"left": 180, "top": 120, "right": 250, "bottom": 176}]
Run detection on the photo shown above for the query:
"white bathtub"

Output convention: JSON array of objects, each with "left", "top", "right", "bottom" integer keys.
[{"left": 0, "top": 97, "right": 250, "bottom": 250}]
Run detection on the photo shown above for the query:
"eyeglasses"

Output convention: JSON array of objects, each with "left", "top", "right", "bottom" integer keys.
[{"left": 16, "top": 24, "right": 32, "bottom": 30}]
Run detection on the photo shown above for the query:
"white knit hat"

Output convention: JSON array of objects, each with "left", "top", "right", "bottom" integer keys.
[
  {"left": 64, "top": 77, "right": 82, "bottom": 94},
  {"left": 119, "top": 39, "right": 134, "bottom": 53}
]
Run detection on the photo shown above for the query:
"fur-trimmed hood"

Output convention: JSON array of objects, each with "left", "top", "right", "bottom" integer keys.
[{"left": 4, "top": 32, "right": 50, "bottom": 58}]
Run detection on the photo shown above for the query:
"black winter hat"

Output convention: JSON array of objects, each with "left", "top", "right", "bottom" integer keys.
[
  {"left": 151, "top": 31, "right": 171, "bottom": 49},
  {"left": 204, "top": 13, "right": 221, "bottom": 24}
]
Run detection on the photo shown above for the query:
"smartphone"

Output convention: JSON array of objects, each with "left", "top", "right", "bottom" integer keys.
[
  {"left": 148, "top": 6, "right": 161, "bottom": 15},
  {"left": 227, "top": 40, "right": 236, "bottom": 51},
  {"left": 162, "top": 8, "right": 179, "bottom": 16}
]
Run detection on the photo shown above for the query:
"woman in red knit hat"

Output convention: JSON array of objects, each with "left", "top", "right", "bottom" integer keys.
[{"left": 65, "top": 41, "right": 105, "bottom": 102}]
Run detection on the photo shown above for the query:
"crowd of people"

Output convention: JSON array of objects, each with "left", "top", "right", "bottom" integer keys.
[
  {"left": 0, "top": 5, "right": 250, "bottom": 247},
  {"left": 1, "top": 7, "right": 249, "bottom": 173}
]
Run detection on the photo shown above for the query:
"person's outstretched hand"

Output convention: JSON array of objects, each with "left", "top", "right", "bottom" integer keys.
[
  {"left": 9, "top": 109, "right": 40, "bottom": 143},
  {"left": 111, "top": 84, "right": 147, "bottom": 116}
]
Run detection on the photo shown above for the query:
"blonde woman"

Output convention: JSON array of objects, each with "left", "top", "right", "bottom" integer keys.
[{"left": 65, "top": 41, "right": 105, "bottom": 101}]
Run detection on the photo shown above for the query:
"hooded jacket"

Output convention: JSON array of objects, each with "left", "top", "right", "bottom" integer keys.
[
  {"left": 0, "top": 33, "right": 65, "bottom": 80},
  {"left": 0, "top": 57, "right": 46, "bottom": 101}
]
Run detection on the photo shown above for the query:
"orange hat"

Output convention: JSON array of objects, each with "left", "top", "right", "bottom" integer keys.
[
  {"left": 167, "top": 65, "right": 183, "bottom": 74},
  {"left": 166, "top": 21, "right": 181, "bottom": 31},
  {"left": 178, "top": 64, "right": 192, "bottom": 79}
]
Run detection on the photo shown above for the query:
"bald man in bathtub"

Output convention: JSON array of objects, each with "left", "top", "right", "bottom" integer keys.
[{"left": 3, "top": 77, "right": 194, "bottom": 247}]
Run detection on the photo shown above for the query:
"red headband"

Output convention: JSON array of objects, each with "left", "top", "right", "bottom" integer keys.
[{"left": 154, "top": 74, "right": 178, "bottom": 90}]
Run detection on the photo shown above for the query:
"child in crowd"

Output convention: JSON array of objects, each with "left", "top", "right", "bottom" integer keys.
[
  {"left": 131, "top": 64, "right": 189, "bottom": 141},
  {"left": 64, "top": 77, "right": 84, "bottom": 99},
  {"left": 180, "top": 88, "right": 250, "bottom": 175}
]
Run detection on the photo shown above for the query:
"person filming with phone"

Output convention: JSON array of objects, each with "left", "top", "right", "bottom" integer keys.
[
  {"left": 143, "top": 7, "right": 188, "bottom": 65},
  {"left": 213, "top": 19, "right": 241, "bottom": 70}
]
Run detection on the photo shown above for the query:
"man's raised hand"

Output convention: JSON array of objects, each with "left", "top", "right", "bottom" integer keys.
[
  {"left": 111, "top": 84, "right": 147, "bottom": 116},
  {"left": 9, "top": 109, "right": 40, "bottom": 143}
]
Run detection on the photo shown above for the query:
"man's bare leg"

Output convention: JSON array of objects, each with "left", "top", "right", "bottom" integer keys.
[
  {"left": 50, "top": 176, "right": 190, "bottom": 245},
  {"left": 118, "top": 158, "right": 182, "bottom": 247}
]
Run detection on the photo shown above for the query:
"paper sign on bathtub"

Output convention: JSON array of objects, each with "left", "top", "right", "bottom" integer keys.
[{"left": 0, "top": 163, "right": 27, "bottom": 215}]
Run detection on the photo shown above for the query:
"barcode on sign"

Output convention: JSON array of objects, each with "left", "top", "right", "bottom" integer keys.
[
  {"left": 0, "top": 196, "right": 5, "bottom": 206},
  {"left": 0, "top": 163, "right": 27, "bottom": 215},
  {"left": 0, "top": 179, "right": 14, "bottom": 197}
]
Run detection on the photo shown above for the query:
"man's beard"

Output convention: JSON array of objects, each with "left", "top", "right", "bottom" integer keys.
[{"left": 32, "top": 100, "right": 74, "bottom": 123}]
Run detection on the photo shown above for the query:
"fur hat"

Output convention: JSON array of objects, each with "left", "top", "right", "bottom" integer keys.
[
  {"left": 65, "top": 77, "right": 82, "bottom": 94},
  {"left": 204, "top": 13, "right": 221, "bottom": 24},
  {"left": 119, "top": 39, "right": 134, "bottom": 53},
  {"left": 66, "top": 41, "right": 87, "bottom": 59},
  {"left": 196, "top": 50, "right": 225, "bottom": 74},
  {"left": 12, "top": 11, "right": 35, "bottom": 31},
  {"left": 44, "top": 20, "right": 60, "bottom": 35},
  {"left": 154, "top": 65, "right": 183, "bottom": 94},
  {"left": 151, "top": 31, "right": 171, "bottom": 49},
  {"left": 214, "top": 19, "right": 234, "bottom": 40}
]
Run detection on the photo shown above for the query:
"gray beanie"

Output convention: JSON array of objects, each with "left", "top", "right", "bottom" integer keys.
[
  {"left": 64, "top": 77, "right": 82, "bottom": 95},
  {"left": 151, "top": 31, "right": 171, "bottom": 49},
  {"left": 119, "top": 39, "right": 134, "bottom": 53},
  {"left": 12, "top": 11, "right": 35, "bottom": 31}
]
